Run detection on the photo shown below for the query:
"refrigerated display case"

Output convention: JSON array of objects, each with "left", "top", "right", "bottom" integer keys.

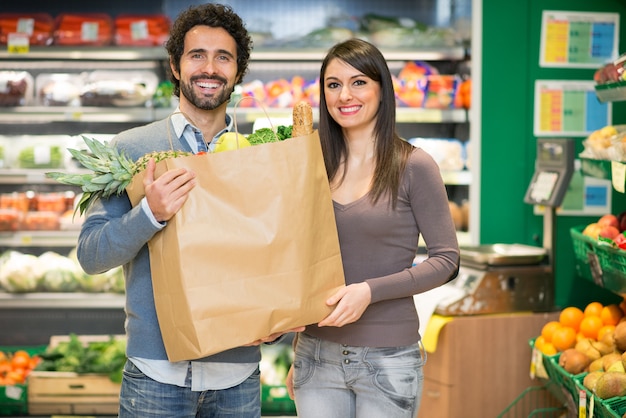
[{"left": 0, "top": 1, "right": 473, "bottom": 350}]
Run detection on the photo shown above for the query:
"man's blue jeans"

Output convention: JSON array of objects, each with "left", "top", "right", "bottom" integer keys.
[{"left": 118, "top": 359, "right": 261, "bottom": 417}]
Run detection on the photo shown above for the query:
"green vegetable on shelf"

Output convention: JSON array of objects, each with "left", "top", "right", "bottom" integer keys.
[
  {"left": 18, "top": 145, "right": 63, "bottom": 169},
  {"left": 36, "top": 333, "right": 127, "bottom": 383}
]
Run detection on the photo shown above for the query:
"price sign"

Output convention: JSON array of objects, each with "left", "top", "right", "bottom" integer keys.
[
  {"left": 7, "top": 32, "right": 29, "bottom": 54},
  {"left": 540, "top": 10, "right": 619, "bottom": 68}
]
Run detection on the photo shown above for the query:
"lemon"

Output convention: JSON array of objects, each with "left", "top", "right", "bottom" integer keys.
[{"left": 214, "top": 132, "right": 251, "bottom": 152}]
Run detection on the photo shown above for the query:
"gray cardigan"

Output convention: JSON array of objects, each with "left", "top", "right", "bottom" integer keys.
[{"left": 77, "top": 117, "right": 261, "bottom": 363}]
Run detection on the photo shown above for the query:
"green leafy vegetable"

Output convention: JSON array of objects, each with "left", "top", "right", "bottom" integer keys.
[
  {"left": 246, "top": 125, "right": 293, "bottom": 145},
  {"left": 36, "top": 333, "right": 127, "bottom": 383}
]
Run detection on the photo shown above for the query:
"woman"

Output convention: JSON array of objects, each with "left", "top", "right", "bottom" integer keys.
[{"left": 286, "top": 38, "right": 460, "bottom": 418}]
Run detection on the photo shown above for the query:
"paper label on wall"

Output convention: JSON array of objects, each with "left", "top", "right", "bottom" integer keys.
[
  {"left": 540, "top": 10, "right": 620, "bottom": 68},
  {"left": 534, "top": 80, "right": 611, "bottom": 137}
]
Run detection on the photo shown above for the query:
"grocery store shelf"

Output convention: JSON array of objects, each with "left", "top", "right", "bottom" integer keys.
[
  {"left": 0, "top": 106, "right": 163, "bottom": 123},
  {"left": 0, "top": 230, "right": 79, "bottom": 247},
  {"left": 0, "top": 45, "right": 466, "bottom": 62},
  {"left": 0, "top": 291, "right": 125, "bottom": 308},
  {"left": 251, "top": 46, "right": 466, "bottom": 61},
  {"left": 0, "top": 106, "right": 468, "bottom": 125},
  {"left": 235, "top": 107, "right": 468, "bottom": 124},
  {"left": 0, "top": 168, "right": 89, "bottom": 185},
  {"left": 0, "top": 46, "right": 167, "bottom": 61}
]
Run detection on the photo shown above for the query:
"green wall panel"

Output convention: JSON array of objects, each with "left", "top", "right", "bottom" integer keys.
[{"left": 481, "top": 0, "right": 626, "bottom": 309}]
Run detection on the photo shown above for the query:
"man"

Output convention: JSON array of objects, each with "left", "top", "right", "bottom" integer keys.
[{"left": 77, "top": 4, "right": 298, "bottom": 417}]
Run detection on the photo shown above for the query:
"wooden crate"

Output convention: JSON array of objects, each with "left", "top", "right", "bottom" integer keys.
[
  {"left": 28, "top": 371, "right": 120, "bottom": 415},
  {"left": 27, "top": 335, "right": 124, "bottom": 415}
]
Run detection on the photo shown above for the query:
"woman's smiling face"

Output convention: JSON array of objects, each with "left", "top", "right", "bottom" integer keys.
[{"left": 323, "top": 58, "right": 381, "bottom": 132}]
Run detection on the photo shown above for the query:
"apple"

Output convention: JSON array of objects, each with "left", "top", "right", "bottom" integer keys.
[
  {"left": 614, "top": 232, "right": 626, "bottom": 250},
  {"left": 598, "top": 214, "right": 619, "bottom": 229},
  {"left": 600, "top": 225, "right": 620, "bottom": 240},
  {"left": 583, "top": 223, "right": 602, "bottom": 239}
]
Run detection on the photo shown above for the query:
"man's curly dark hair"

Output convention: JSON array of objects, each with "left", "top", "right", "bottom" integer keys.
[{"left": 165, "top": 3, "right": 252, "bottom": 97}]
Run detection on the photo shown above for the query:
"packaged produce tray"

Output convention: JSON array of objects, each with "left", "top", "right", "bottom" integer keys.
[{"left": 570, "top": 226, "right": 626, "bottom": 294}]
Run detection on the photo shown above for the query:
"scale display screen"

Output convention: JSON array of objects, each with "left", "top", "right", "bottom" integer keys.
[
  {"left": 537, "top": 141, "right": 567, "bottom": 166},
  {"left": 524, "top": 139, "right": 574, "bottom": 207}
]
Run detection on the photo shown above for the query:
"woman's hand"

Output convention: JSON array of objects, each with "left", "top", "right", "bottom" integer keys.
[
  {"left": 317, "top": 282, "right": 371, "bottom": 327},
  {"left": 286, "top": 364, "right": 295, "bottom": 399},
  {"left": 143, "top": 158, "right": 196, "bottom": 222}
]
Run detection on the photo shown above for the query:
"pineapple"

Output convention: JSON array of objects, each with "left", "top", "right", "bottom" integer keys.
[{"left": 46, "top": 136, "right": 193, "bottom": 215}]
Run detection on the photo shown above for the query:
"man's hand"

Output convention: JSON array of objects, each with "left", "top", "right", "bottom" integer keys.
[
  {"left": 143, "top": 158, "right": 196, "bottom": 222},
  {"left": 244, "top": 327, "right": 305, "bottom": 346}
]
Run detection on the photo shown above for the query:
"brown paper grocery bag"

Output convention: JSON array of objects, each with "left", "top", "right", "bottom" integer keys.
[{"left": 126, "top": 130, "right": 345, "bottom": 362}]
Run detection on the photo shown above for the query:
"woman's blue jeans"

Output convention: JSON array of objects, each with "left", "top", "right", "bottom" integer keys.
[
  {"left": 292, "top": 333, "right": 426, "bottom": 418},
  {"left": 118, "top": 359, "right": 261, "bottom": 418}
]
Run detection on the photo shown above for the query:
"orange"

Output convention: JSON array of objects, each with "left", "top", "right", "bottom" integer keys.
[
  {"left": 584, "top": 302, "right": 604, "bottom": 318},
  {"left": 541, "top": 321, "right": 562, "bottom": 343},
  {"left": 551, "top": 326, "right": 577, "bottom": 351},
  {"left": 597, "top": 324, "right": 616, "bottom": 341},
  {"left": 10, "top": 350, "right": 30, "bottom": 370},
  {"left": 540, "top": 342, "right": 557, "bottom": 356},
  {"left": 601, "top": 304, "right": 624, "bottom": 326},
  {"left": 559, "top": 306, "right": 585, "bottom": 332},
  {"left": 534, "top": 335, "right": 546, "bottom": 349},
  {"left": 579, "top": 315, "right": 604, "bottom": 340}
]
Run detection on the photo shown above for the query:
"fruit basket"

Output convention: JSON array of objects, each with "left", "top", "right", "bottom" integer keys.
[
  {"left": 572, "top": 358, "right": 626, "bottom": 418},
  {"left": 597, "top": 396, "right": 626, "bottom": 418},
  {"left": 543, "top": 354, "right": 586, "bottom": 410},
  {"left": 595, "top": 80, "right": 626, "bottom": 103},
  {"left": 570, "top": 226, "right": 626, "bottom": 294}
]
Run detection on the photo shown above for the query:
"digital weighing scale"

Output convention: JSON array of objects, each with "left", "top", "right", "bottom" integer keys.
[{"left": 435, "top": 139, "right": 575, "bottom": 315}]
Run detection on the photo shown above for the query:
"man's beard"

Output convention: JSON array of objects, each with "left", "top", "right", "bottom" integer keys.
[{"left": 180, "top": 77, "right": 234, "bottom": 110}]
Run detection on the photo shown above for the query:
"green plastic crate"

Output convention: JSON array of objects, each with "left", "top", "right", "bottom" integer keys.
[
  {"left": 0, "top": 383, "right": 28, "bottom": 416},
  {"left": 0, "top": 345, "right": 46, "bottom": 417},
  {"left": 597, "top": 396, "right": 626, "bottom": 418},
  {"left": 574, "top": 371, "right": 626, "bottom": 418},
  {"left": 570, "top": 225, "right": 626, "bottom": 294},
  {"left": 261, "top": 384, "right": 296, "bottom": 416},
  {"left": 543, "top": 354, "right": 586, "bottom": 410}
]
